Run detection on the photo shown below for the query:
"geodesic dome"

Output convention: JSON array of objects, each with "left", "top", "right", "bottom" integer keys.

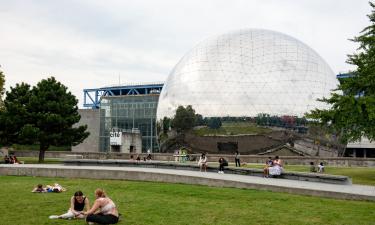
[{"left": 157, "top": 29, "right": 338, "bottom": 119}]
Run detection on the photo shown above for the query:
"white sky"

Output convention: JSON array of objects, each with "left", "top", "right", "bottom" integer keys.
[{"left": 0, "top": 0, "right": 371, "bottom": 107}]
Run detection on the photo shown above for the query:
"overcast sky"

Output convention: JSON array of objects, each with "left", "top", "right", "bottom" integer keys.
[{"left": 0, "top": 0, "right": 371, "bottom": 107}]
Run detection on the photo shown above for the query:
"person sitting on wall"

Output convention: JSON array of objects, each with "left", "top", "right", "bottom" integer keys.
[
  {"left": 267, "top": 156, "right": 283, "bottom": 177},
  {"left": 146, "top": 154, "right": 152, "bottom": 161},
  {"left": 318, "top": 162, "right": 325, "bottom": 173},
  {"left": 263, "top": 157, "right": 274, "bottom": 178},
  {"left": 218, "top": 157, "right": 228, "bottom": 174},
  {"left": 198, "top": 153, "right": 208, "bottom": 172},
  {"left": 136, "top": 155, "right": 141, "bottom": 161}
]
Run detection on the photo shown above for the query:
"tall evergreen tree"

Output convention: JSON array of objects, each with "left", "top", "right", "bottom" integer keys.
[
  {"left": 0, "top": 77, "right": 89, "bottom": 162},
  {"left": 0, "top": 70, "right": 5, "bottom": 109},
  {"left": 307, "top": 2, "right": 375, "bottom": 143}
]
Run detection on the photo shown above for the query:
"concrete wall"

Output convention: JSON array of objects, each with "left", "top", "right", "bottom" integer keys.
[
  {"left": 72, "top": 109, "right": 100, "bottom": 152},
  {"left": 120, "top": 132, "right": 142, "bottom": 153},
  {"left": 184, "top": 133, "right": 283, "bottom": 154},
  {"left": 11, "top": 150, "right": 375, "bottom": 167}
]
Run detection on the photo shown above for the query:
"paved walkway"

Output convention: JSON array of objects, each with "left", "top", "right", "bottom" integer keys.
[{"left": 1, "top": 164, "right": 374, "bottom": 201}]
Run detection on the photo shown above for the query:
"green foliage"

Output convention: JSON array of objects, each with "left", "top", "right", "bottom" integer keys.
[
  {"left": 0, "top": 83, "right": 32, "bottom": 144},
  {"left": 195, "top": 113, "right": 205, "bottom": 126},
  {"left": 0, "top": 70, "right": 4, "bottom": 109},
  {"left": 307, "top": 2, "right": 375, "bottom": 143},
  {"left": 162, "top": 116, "right": 171, "bottom": 134},
  {"left": 207, "top": 117, "right": 222, "bottom": 129},
  {"left": 255, "top": 113, "right": 307, "bottom": 128},
  {"left": 11, "top": 144, "right": 70, "bottom": 151},
  {"left": 0, "top": 77, "right": 89, "bottom": 162},
  {"left": 171, "top": 105, "right": 196, "bottom": 132},
  {"left": 1, "top": 176, "right": 375, "bottom": 225}
]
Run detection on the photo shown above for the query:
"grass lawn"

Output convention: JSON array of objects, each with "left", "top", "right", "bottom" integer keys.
[
  {"left": 0, "top": 176, "right": 374, "bottom": 225},
  {"left": 17, "top": 157, "right": 62, "bottom": 164},
  {"left": 193, "top": 121, "right": 272, "bottom": 136},
  {"left": 241, "top": 164, "right": 375, "bottom": 186}
]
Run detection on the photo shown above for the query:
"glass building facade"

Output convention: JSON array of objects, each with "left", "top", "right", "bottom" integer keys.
[
  {"left": 157, "top": 29, "right": 338, "bottom": 119},
  {"left": 99, "top": 94, "right": 160, "bottom": 152}
]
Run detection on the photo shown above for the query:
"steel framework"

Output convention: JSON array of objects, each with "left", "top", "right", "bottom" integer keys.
[{"left": 83, "top": 83, "right": 164, "bottom": 108}]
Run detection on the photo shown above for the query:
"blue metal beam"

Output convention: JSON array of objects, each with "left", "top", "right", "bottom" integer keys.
[{"left": 83, "top": 83, "right": 164, "bottom": 108}]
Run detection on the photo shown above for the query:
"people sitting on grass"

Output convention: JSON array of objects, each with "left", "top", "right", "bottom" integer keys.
[
  {"left": 32, "top": 184, "right": 47, "bottom": 193},
  {"left": 198, "top": 153, "right": 208, "bottom": 172},
  {"left": 85, "top": 188, "right": 119, "bottom": 225},
  {"left": 49, "top": 190, "right": 90, "bottom": 219},
  {"left": 309, "top": 162, "right": 317, "bottom": 172},
  {"left": 218, "top": 157, "right": 228, "bottom": 174},
  {"left": 318, "top": 162, "right": 325, "bottom": 173},
  {"left": 264, "top": 156, "right": 283, "bottom": 177}
]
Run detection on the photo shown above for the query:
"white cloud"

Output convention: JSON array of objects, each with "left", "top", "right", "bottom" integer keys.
[{"left": 0, "top": 0, "right": 371, "bottom": 107}]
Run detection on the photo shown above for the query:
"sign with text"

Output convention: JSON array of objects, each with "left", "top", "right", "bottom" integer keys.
[{"left": 110, "top": 132, "right": 122, "bottom": 145}]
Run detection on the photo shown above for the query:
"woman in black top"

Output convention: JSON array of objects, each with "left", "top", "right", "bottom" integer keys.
[{"left": 49, "top": 191, "right": 90, "bottom": 219}]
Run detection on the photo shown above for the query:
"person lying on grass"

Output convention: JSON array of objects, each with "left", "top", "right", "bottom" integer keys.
[
  {"left": 49, "top": 190, "right": 90, "bottom": 219},
  {"left": 31, "top": 184, "right": 47, "bottom": 193}
]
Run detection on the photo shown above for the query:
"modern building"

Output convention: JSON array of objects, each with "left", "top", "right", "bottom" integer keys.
[
  {"left": 99, "top": 94, "right": 160, "bottom": 152},
  {"left": 73, "top": 29, "right": 374, "bottom": 157},
  {"left": 73, "top": 83, "right": 163, "bottom": 153}
]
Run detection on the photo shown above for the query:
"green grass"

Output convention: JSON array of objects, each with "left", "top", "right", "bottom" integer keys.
[
  {"left": 17, "top": 157, "right": 62, "bottom": 164},
  {"left": 194, "top": 121, "right": 272, "bottom": 136},
  {"left": 11, "top": 144, "right": 70, "bottom": 151},
  {"left": 0, "top": 176, "right": 374, "bottom": 225},
  {"left": 241, "top": 164, "right": 375, "bottom": 186}
]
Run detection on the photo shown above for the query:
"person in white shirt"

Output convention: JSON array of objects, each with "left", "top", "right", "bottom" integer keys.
[{"left": 198, "top": 153, "right": 208, "bottom": 172}]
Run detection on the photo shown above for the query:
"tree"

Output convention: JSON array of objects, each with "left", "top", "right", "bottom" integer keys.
[
  {"left": 0, "top": 83, "right": 32, "bottom": 145},
  {"left": 171, "top": 105, "right": 196, "bottom": 132},
  {"left": 162, "top": 116, "right": 171, "bottom": 134},
  {"left": 307, "top": 2, "right": 375, "bottom": 143},
  {"left": 207, "top": 117, "right": 222, "bottom": 129},
  {"left": 0, "top": 70, "right": 5, "bottom": 110},
  {"left": 0, "top": 77, "right": 89, "bottom": 162}
]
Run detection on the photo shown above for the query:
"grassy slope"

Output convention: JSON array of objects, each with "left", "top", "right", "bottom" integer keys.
[
  {"left": 193, "top": 121, "right": 272, "bottom": 136},
  {"left": 0, "top": 176, "right": 374, "bottom": 225}
]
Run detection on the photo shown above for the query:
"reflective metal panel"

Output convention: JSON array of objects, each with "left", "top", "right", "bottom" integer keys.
[{"left": 157, "top": 29, "right": 338, "bottom": 119}]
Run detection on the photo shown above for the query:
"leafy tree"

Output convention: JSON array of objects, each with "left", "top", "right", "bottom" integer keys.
[
  {"left": 171, "top": 105, "right": 196, "bottom": 132},
  {"left": 307, "top": 2, "right": 375, "bottom": 143},
  {"left": 195, "top": 114, "right": 205, "bottom": 126},
  {"left": 0, "top": 77, "right": 89, "bottom": 162},
  {"left": 162, "top": 116, "right": 171, "bottom": 134},
  {"left": 207, "top": 117, "right": 222, "bottom": 129}
]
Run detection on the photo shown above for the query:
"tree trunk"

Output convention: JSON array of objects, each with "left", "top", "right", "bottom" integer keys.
[{"left": 39, "top": 144, "right": 48, "bottom": 163}]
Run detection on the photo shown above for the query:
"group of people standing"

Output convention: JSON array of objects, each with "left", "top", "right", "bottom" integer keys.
[{"left": 48, "top": 188, "right": 119, "bottom": 224}]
